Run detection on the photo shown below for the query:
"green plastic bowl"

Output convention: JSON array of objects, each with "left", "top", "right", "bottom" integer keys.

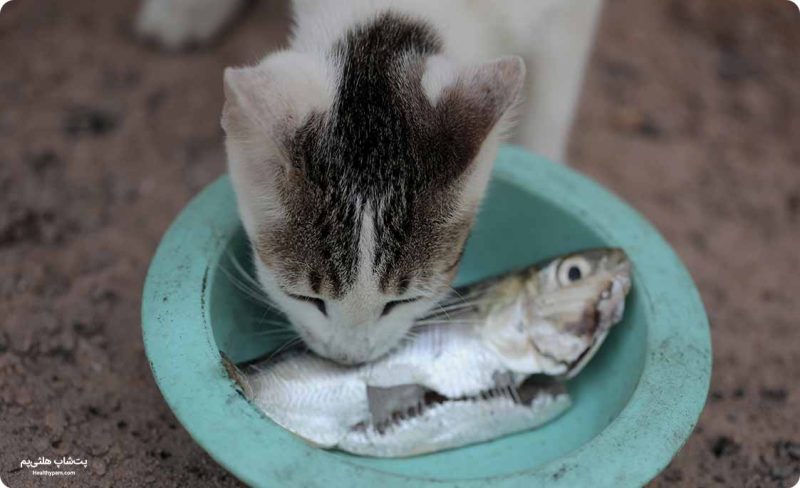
[{"left": 142, "top": 145, "right": 711, "bottom": 487}]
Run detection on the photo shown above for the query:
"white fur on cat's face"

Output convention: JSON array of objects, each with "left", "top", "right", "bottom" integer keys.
[
  {"left": 222, "top": 18, "right": 523, "bottom": 363},
  {"left": 250, "top": 213, "right": 446, "bottom": 364}
]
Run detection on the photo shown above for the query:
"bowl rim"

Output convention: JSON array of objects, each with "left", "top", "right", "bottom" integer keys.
[{"left": 142, "top": 145, "right": 711, "bottom": 487}]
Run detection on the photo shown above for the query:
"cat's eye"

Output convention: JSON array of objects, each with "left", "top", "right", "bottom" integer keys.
[
  {"left": 288, "top": 293, "right": 327, "bottom": 316},
  {"left": 381, "top": 297, "right": 421, "bottom": 317},
  {"left": 557, "top": 256, "right": 593, "bottom": 286}
]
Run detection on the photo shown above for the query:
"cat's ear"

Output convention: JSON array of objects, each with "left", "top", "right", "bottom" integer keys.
[
  {"left": 222, "top": 50, "right": 333, "bottom": 151},
  {"left": 424, "top": 55, "right": 526, "bottom": 144},
  {"left": 422, "top": 56, "right": 525, "bottom": 219},
  {"left": 222, "top": 51, "right": 333, "bottom": 239}
]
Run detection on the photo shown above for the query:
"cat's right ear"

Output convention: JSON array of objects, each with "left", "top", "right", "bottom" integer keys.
[
  {"left": 222, "top": 51, "right": 333, "bottom": 239},
  {"left": 222, "top": 50, "right": 333, "bottom": 154}
]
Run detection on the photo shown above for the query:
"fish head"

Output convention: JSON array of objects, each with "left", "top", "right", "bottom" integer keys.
[
  {"left": 534, "top": 248, "right": 631, "bottom": 332},
  {"left": 479, "top": 248, "right": 631, "bottom": 376}
]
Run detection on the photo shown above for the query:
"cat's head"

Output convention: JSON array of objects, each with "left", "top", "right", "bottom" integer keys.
[{"left": 222, "top": 15, "right": 524, "bottom": 364}]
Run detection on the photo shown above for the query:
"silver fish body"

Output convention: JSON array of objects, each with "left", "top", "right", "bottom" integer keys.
[
  {"left": 244, "top": 325, "right": 570, "bottom": 457},
  {"left": 339, "top": 381, "right": 570, "bottom": 457},
  {"left": 229, "top": 248, "right": 631, "bottom": 457}
]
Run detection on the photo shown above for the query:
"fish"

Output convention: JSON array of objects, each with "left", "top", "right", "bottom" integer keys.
[{"left": 223, "top": 248, "right": 632, "bottom": 457}]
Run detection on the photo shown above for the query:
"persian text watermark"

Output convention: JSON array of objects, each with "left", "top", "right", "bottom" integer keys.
[{"left": 18, "top": 456, "right": 88, "bottom": 477}]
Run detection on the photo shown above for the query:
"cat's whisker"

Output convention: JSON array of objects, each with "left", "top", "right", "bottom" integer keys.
[
  {"left": 220, "top": 265, "right": 279, "bottom": 310},
  {"left": 429, "top": 300, "right": 488, "bottom": 313},
  {"left": 267, "top": 337, "right": 304, "bottom": 361},
  {"left": 227, "top": 251, "right": 263, "bottom": 289},
  {"left": 432, "top": 302, "right": 453, "bottom": 322},
  {"left": 415, "top": 314, "right": 481, "bottom": 322},
  {"left": 221, "top": 252, "right": 260, "bottom": 288},
  {"left": 418, "top": 302, "right": 485, "bottom": 319},
  {"left": 221, "top": 250, "right": 284, "bottom": 312},
  {"left": 246, "top": 330, "right": 298, "bottom": 338},
  {"left": 253, "top": 318, "right": 293, "bottom": 327},
  {"left": 221, "top": 268, "right": 261, "bottom": 297},
  {"left": 441, "top": 285, "right": 476, "bottom": 304},
  {"left": 222, "top": 278, "right": 282, "bottom": 315},
  {"left": 437, "top": 287, "right": 488, "bottom": 302},
  {"left": 439, "top": 293, "right": 490, "bottom": 305},
  {"left": 224, "top": 274, "right": 273, "bottom": 307},
  {"left": 257, "top": 323, "right": 295, "bottom": 332},
  {"left": 409, "top": 323, "right": 479, "bottom": 336},
  {"left": 440, "top": 289, "right": 486, "bottom": 303},
  {"left": 254, "top": 304, "right": 287, "bottom": 331},
  {"left": 434, "top": 303, "right": 478, "bottom": 315},
  {"left": 416, "top": 315, "right": 477, "bottom": 325}
]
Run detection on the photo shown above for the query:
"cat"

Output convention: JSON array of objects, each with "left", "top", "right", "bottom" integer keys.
[{"left": 138, "top": 0, "right": 604, "bottom": 364}]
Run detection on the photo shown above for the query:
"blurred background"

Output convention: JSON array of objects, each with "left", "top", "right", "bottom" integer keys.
[{"left": 0, "top": 0, "right": 798, "bottom": 486}]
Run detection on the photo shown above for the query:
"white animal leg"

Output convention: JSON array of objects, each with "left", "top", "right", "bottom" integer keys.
[
  {"left": 513, "top": 0, "right": 604, "bottom": 163},
  {"left": 136, "top": 0, "right": 246, "bottom": 50}
]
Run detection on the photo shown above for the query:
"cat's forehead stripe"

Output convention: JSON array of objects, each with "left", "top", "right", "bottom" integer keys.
[{"left": 278, "top": 12, "right": 476, "bottom": 297}]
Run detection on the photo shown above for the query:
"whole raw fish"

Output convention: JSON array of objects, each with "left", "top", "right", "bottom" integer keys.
[{"left": 224, "top": 248, "right": 631, "bottom": 457}]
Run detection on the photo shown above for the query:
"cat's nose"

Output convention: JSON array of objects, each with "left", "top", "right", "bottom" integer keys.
[
  {"left": 346, "top": 312, "right": 379, "bottom": 329},
  {"left": 309, "top": 341, "right": 363, "bottom": 365},
  {"left": 334, "top": 353, "right": 361, "bottom": 365}
]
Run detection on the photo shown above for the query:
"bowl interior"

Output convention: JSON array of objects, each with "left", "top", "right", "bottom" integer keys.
[{"left": 207, "top": 176, "right": 648, "bottom": 479}]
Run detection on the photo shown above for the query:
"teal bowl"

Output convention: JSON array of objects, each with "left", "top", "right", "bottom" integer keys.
[{"left": 142, "top": 145, "right": 711, "bottom": 487}]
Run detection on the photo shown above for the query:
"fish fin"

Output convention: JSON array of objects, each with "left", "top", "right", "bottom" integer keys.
[{"left": 220, "top": 351, "right": 254, "bottom": 399}]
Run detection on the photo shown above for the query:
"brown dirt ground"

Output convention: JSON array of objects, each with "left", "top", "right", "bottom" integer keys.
[{"left": 1, "top": 0, "right": 798, "bottom": 486}]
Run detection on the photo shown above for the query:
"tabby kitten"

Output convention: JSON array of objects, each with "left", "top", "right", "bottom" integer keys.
[{"left": 140, "top": 0, "right": 603, "bottom": 363}]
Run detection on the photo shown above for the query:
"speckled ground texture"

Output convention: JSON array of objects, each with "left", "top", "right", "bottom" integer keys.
[{"left": 0, "top": 0, "right": 798, "bottom": 486}]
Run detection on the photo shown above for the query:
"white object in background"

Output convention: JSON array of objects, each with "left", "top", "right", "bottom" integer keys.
[
  {"left": 0, "top": 0, "right": 15, "bottom": 14},
  {"left": 136, "top": 0, "right": 246, "bottom": 50}
]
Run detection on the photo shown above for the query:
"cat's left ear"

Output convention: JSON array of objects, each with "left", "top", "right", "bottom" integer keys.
[
  {"left": 222, "top": 50, "right": 333, "bottom": 153},
  {"left": 421, "top": 56, "right": 525, "bottom": 219},
  {"left": 221, "top": 51, "right": 333, "bottom": 240}
]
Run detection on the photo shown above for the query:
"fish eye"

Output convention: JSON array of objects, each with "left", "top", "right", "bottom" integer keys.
[
  {"left": 288, "top": 293, "right": 327, "bottom": 316},
  {"left": 381, "top": 297, "right": 421, "bottom": 317},
  {"left": 557, "top": 257, "right": 593, "bottom": 286}
]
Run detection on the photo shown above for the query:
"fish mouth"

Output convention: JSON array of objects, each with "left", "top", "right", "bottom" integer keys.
[
  {"left": 364, "top": 373, "right": 566, "bottom": 434},
  {"left": 562, "top": 270, "right": 630, "bottom": 378},
  {"left": 585, "top": 249, "right": 632, "bottom": 334},
  {"left": 604, "top": 248, "right": 631, "bottom": 273}
]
